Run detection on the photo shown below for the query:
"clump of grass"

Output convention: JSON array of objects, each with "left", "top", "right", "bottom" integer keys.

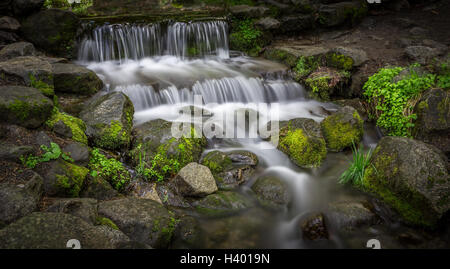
[{"left": 339, "top": 142, "right": 373, "bottom": 186}]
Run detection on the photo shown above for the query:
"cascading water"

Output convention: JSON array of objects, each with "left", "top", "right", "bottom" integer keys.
[{"left": 78, "top": 20, "right": 381, "bottom": 249}]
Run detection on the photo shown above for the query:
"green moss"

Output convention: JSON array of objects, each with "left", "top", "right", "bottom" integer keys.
[
  {"left": 325, "top": 53, "right": 354, "bottom": 71},
  {"left": 201, "top": 151, "right": 232, "bottom": 174},
  {"left": 30, "top": 74, "right": 54, "bottom": 98},
  {"left": 55, "top": 161, "right": 88, "bottom": 197},
  {"left": 229, "top": 18, "right": 266, "bottom": 56},
  {"left": 278, "top": 127, "right": 326, "bottom": 168},
  {"left": 321, "top": 111, "right": 363, "bottom": 151},
  {"left": 95, "top": 120, "right": 129, "bottom": 150},
  {"left": 46, "top": 108, "right": 88, "bottom": 144},
  {"left": 305, "top": 75, "right": 332, "bottom": 100},
  {"left": 8, "top": 99, "right": 31, "bottom": 121},
  {"left": 96, "top": 217, "right": 119, "bottom": 230}
]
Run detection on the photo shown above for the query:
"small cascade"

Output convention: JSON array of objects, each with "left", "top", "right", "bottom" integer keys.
[
  {"left": 78, "top": 20, "right": 229, "bottom": 62},
  {"left": 114, "top": 77, "right": 305, "bottom": 111}
]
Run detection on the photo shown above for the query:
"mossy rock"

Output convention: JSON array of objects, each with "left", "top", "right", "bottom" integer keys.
[
  {"left": 46, "top": 108, "right": 88, "bottom": 145},
  {"left": 305, "top": 67, "right": 350, "bottom": 101},
  {"left": 52, "top": 63, "right": 104, "bottom": 96},
  {"left": 320, "top": 106, "right": 363, "bottom": 152},
  {"left": 201, "top": 150, "right": 232, "bottom": 174},
  {"left": 80, "top": 176, "right": 120, "bottom": 201},
  {"left": 80, "top": 92, "right": 134, "bottom": 150},
  {"left": 0, "top": 56, "right": 53, "bottom": 90},
  {"left": 274, "top": 118, "right": 327, "bottom": 168},
  {"left": 317, "top": 1, "right": 368, "bottom": 28},
  {"left": 251, "top": 175, "right": 291, "bottom": 210},
  {"left": 229, "top": 18, "right": 270, "bottom": 56},
  {"left": 46, "top": 198, "right": 98, "bottom": 225},
  {"left": 36, "top": 159, "right": 89, "bottom": 198},
  {"left": 0, "top": 86, "right": 53, "bottom": 129},
  {"left": 192, "top": 191, "right": 254, "bottom": 217},
  {"left": 362, "top": 137, "right": 449, "bottom": 228}
]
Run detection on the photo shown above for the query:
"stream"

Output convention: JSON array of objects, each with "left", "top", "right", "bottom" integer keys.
[{"left": 76, "top": 20, "right": 390, "bottom": 249}]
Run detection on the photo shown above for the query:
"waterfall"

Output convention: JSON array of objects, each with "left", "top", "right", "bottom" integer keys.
[
  {"left": 78, "top": 21, "right": 229, "bottom": 62},
  {"left": 114, "top": 77, "right": 305, "bottom": 111}
]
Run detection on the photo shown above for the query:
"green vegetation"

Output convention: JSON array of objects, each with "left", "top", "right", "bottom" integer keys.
[
  {"left": 339, "top": 143, "right": 373, "bottom": 186},
  {"left": 20, "top": 142, "right": 73, "bottom": 169},
  {"left": 55, "top": 161, "right": 88, "bottom": 197},
  {"left": 363, "top": 65, "right": 444, "bottom": 137},
  {"left": 96, "top": 217, "right": 119, "bottom": 230},
  {"left": 44, "top": 0, "right": 93, "bottom": 16},
  {"left": 46, "top": 107, "right": 88, "bottom": 144},
  {"left": 320, "top": 109, "right": 363, "bottom": 151},
  {"left": 230, "top": 19, "right": 264, "bottom": 56},
  {"left": 89, "top": 148, "right": 130, "bottom": 191},
  {"left": 29, "top": 74, "right": 54, "bottom": 98}
]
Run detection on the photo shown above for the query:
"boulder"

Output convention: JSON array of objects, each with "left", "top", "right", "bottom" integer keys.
[
  {"left": 255, "top": 17, "right": 281, "bottom": 31},
  {"left": 21, "top": 9, "right": 80, "bottom": 58},
  {"left": 362, "top": 137, "right": 449, "bottom": 227},
  {"left": 0, "top": 141, "right": 33, "bottom": 162},
  {"left": 171, "top": 215, "right": 204, "bottom": 249},
  {"left": 279, "top": 14, "right": 314, "bottom": 33},
  {"left": 0, "top": 212, "right": 129, "bottom": 248},
  {"left": 62, "top": 142, "right": 90, "bottom": 166},
  {"left": 0, "top": 86, "right": 53, "bottom": 128},
  {"left": 330, "top": 47, "right": 368, "bottom": 67},
  {"left": 251, "top": 175, "right": 291, "bottom": 209},
  {"left": 127, "top": 179, "right": 162, "bottom": 203},
  {"left": 413, "top": 88, "right": 450, "bottom": 154},
  {"left": 327, "top": 201, "right": 379, "bottom": 231},
  {"left": 46, "top": 109, "right": 88, "bottom": 145},
  {"left": 52, "top": 63, "right": 104, "bottom": 95},
  {"left": 0, "top": 56, "right": 53, "bottom": 86},
  {"left": 320, "top": 106, "right": 363, "bottom": 152},
  {"left": 275, "top": 118, "right": 327, "bottom": 168},
  {"left": 0, "top": 30, "right": 18, "bottom": 46},
  {"left": 318, "top": 1, "right": 368, "bottom": 28},
  {"left": 12, "top": 0, "right": 45, "bottom": 17},
  {"left": 192, "top": 191, "right": 253, "bottom": 217},
  {"left": 0, "top": 16, "right": 20, "bottom": 32},
  {"left": 0, "top": 172, "right": 43, "bottom": 225},
  {"left": 300, "top": 213, "right": 329, "bottom": 240},
  {"left": 305, "top": 67, "right": 350, "bottom": 100},
  {"left": 79, "top": 92, "right": 134, "bottom": 150},
  {"left": 36, "top": 159, "right": 89, "bottom": 197},
  {"left": 46, "top": 198, "right": 98, "bottom": 225},
  {"left": 172, "top": 162, "right": 218, "bottom": 197},
  {"left": 229, "top": 5, "right": 270, "bottom": 19},
  {"left": 0, "top": 42, "right": 35, "bottom": 60},
  {"left": 404, "top": 46, "right": 441, "bottom": 65},
  {"left": 98, "top": 197, "right": 177, "bottom": 248},
  {"left": 80, "top": 176, "right": 120, "bottom": 201}
]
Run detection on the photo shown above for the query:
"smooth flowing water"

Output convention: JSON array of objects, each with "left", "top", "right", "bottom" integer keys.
[{"left": 78, "top": 21, "right": 385, "bottom": 249}]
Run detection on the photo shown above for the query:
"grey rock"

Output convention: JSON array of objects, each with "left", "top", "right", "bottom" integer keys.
[
  {"left": 52, "top": 63, "right": 104, "bottom": 95},
  {"left": 404, "top": 46, "right": 440, "bottom": 65},
  {"left": 0, "top": 56, "right": 53, "bottom": 86},
  {"left": 172, "top": 162, "right": 218, "bottom": 197},
  {"left": 46, "top": 198, "right": 98, "bottom": 225},
  {"left": 0, "top": 42, "right": 35, "bottom": 61},
  {"left": 251, "top": 175, "right": 291, "bottom": 209},
  {"left": 300, "top": 213, "right": 329, "bottom": 240},
  {"left": 327, "top": 201, "right": 379, "bottom": 231},
  {"left": 80, "top": 176, "right": 119, "bottom": 201},
  {"left": 63, "top": 142, "right": 90, "bottom": 166},
  {"left": 255, "top": 17, "right": 281, "bottom": 30},
  {"left": 0, "top": 141, "right": 33, "bottom": 162},
  {"left": 230, "top": 5, "right": 270, "bottom": 19},
  {"left": 0, "top": 16, "right": 20, "bottom": 31},
  {"left": 192, "top": 191, "right": 254, "bottom": 217}
]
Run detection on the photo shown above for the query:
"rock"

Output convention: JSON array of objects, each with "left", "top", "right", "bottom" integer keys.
[
  {"left": 300, "top": 213, "right": 329, "bottom": 240},
  {"left": 0, "top": 141, "right": 33, "bottom": 162},
  {"left": 251, "top": 175, "right": 291, "bottom": 209},
  {"left": 0, "top": 16, "right": 20, "bottom": 32},
  {"left": 192, "top": 191, "right": 253, "bottom": 217},
  {"left": 0, "top": 212, "right": 128, "bottom": 248},
  {"left": 80, "top": 176, "right": 120, "bottom": 201},
  {"left": 279, "top": 14, "right": 314, "bottom": 33},
  {"left": 327, "top": 201, "right": 379, "bottom": 231},
  {"left": 62, "top": 142, "right": 90, "bottom": 166},
  {"left": 0, "top": 30, "right": 18, "bottom": 45},
  {"left": 12, "top": 0, "right": 45, "bottom": 17},
  {"left": 227, "top": 150, "right": 259, "bottom": 166},
  {"left": 0, "top": 42, "right": 35, "bottom": 60},
  {"left": 127, "top": 179, "right": 162, "bottom": 204},
  {"left": 386, "top": 0, "right": 410, "bottom": 11},
  {"left": 0, "top": 86, "right": 53, "bottom": 128},
  {"left": 201, "top": 150, "right": 232, "bottom": 174},
  {"left": 263, "top": 45, "right": 329, "bottom": 69},
  {"left": 409, "top": 26, "right": 429, "bottom": 37},
  {"left": 156, "top": 182, "right": 191, "bottom": 208},
  {"left": 52, "top": 63, "right": 104, "bottom": 95},
  {"left": 422, "top": 39, "right": 448, "bottom": 55},
  {"left": 255, "top": 17, "right": 281, "bottom": 31},
  {"left": 404, "top": 46, "right": 440, "bottom": 65},
  {"left": 98, "top": 197, "right": 177, "bottom": 248},
  {"left": 305, "top": 67, "right": 350, "bottom": 100},
  {"left": 79, "top": 92, "right": 134, "bottom": 150},
  {"left": 34, "top": 130, "right": 52, "bottom": 147},
  {"left": 21, "top": 9, "right": 80, "bottom": 58},
  {"left": 362, "top": 137, "right": 449, "bottom": 227},
  {"left": 275, "top": 118, "right": 327, "bottom": 168},
  {"left": 334, "top": 98, "right": 367, "bottom": 119},
  {"left": 0, "top": 173, "right": 43, "bottom": 225},
  {"left": 171, "top": 215, "right": 203, "bottom": 249},
  {"left": 413, "top": 88, "right": 449, "bottom": 154},
  {"left": 318, "top": 1, "right": 368, "bottom": 28},
  {"left": 330, "top": 47, "right": 368, "bottom": 67},
  {"left": 0, "top": 1, "right": 12, "bottom": 16},
  {"left": 0, "top": 56, "right": 53, "bottom": 86},
  {"left": 129, "top": 119, "right": 206, "bottom": 181},
  {"left": 46, "top": 198, "right": 98, "bottom": 225},
  {"left": 320, "top": 106, "right": 363, "bottom": 152},
  {"left": 172, "top": 162, "right": 218, "bottom": 198},
  {"left": 36, "top": 159, "right": 89, "bottom": 197},
  {"left": 46, "top": 109, "right": 88, "bottom": 144},
  {"left": 229, "top": 5, "right": 270, "bottom": 19}
]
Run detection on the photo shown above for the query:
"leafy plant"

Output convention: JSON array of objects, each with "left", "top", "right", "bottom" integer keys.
[
  {"left": 89, "top": 148, "right": 130, "bottom": 191},
  {"left": 229, "top": 19, "right": 263, "bottom": 56},
  {"left": 20, "top": 142, "right": 73, "bottom": 169},
  {"left": 339, "top": 143, "right": 373, "bottom": 186},
  {"left": 135, "top": 144, "right": 181, "bottom": 182}
]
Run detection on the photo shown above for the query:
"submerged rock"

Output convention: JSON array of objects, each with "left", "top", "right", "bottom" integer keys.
[
  {"left": 0, "top": 86, "right": 53, "bottom": 128},
  {"left": 80, "top": 92, "right": 134, "bottom": 150},
  {"left": 172, "top": 162, "right": 218, "bottom": 198},
  {"left": 52, "top": 63, "right": 104, "bottom": 96},
  {"left": 192, "top": 191, "right": 254, "bottom": 217},
  {"left": 320, "top": 106, "right": 363, "bottom": 152},
  {"left": 327, "top": 201, "right": 380, "bottom": 232},
  {"left": 251, "top": 175, "right": 291, "bottom": 210},
  {"left": 300, "top": 213, "right": 329, "bottom": 240},
  {"left": 362, "top": 137, "right": 449, "bottom": 227}
]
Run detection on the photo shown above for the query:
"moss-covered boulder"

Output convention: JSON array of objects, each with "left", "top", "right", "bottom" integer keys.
[
  {"left": 274, "top": 118, "right": 327, "bottom": 168},
  {"left": 129, "top": 119, "right": 206, "bottom": 182},
  {"left": 46, "top": 198, "right": 98, "bottom": 225},
  {"left": 36, "top": 159, "right": 89, "bottom": 197},
  {"left": 320, "top": 106, "right": 363, "bottom": 152},
  {"left": 0, "top": 42, "right": 35, "bottom": 61},
  {"left": 0, "top": 56, "right": 53, "bottom": 88},
  {"left": 413, "top": 88, "right": 449, "bottom": 155},
  {"left": 0, "top": 86, "right": 53, "bottom": 128},
  {"left": 52, "top": 63, "right": 104, "bottom": 96},
  {"left": 80, "top": 176, "right": 120, "bottom": 201},
  {"left": 46, "top": 108, "right": 88, "bottom": 145},
  {"left": 305, "top": 67, "right": 350, "bottom": 101},
  {"left": 0, "top": 212, "right": 130, "bottom": 249},
  {"left": 98, "top": 197, "right": 177, "bottom": 248},
  {"left": 192, "top": 191, "right": 254, "bottom": 217},
  {"left": 80, "top": 92, "right": 134, "bottom": 150},
  {"left": 251, "top": 175, "right": 292, "bottom": 210},
  {"left": 362, "top": 137, "right": 449, "bottom": 228},
  {"left": 21, "top": 9, "right": 80, "bottom": 58}
]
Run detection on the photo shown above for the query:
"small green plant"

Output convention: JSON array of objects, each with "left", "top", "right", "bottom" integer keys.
[
  {"left": 29, "top": 74, "right": 54, "bottom": 97},
  {"left": 135, "top": 144, "right": 181, "bottom": 182},
  {"left": 339, "top": 143, "right": 373, "bottom": 186},
  {"left": 229, "top": 19, "right": 263, "bottom": 56},
  {"left": 89, "top": 148, "right": 130, "bottom": 191},
  {"left": 20, "top": 142, "right": 73, "bottom": 169}
]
